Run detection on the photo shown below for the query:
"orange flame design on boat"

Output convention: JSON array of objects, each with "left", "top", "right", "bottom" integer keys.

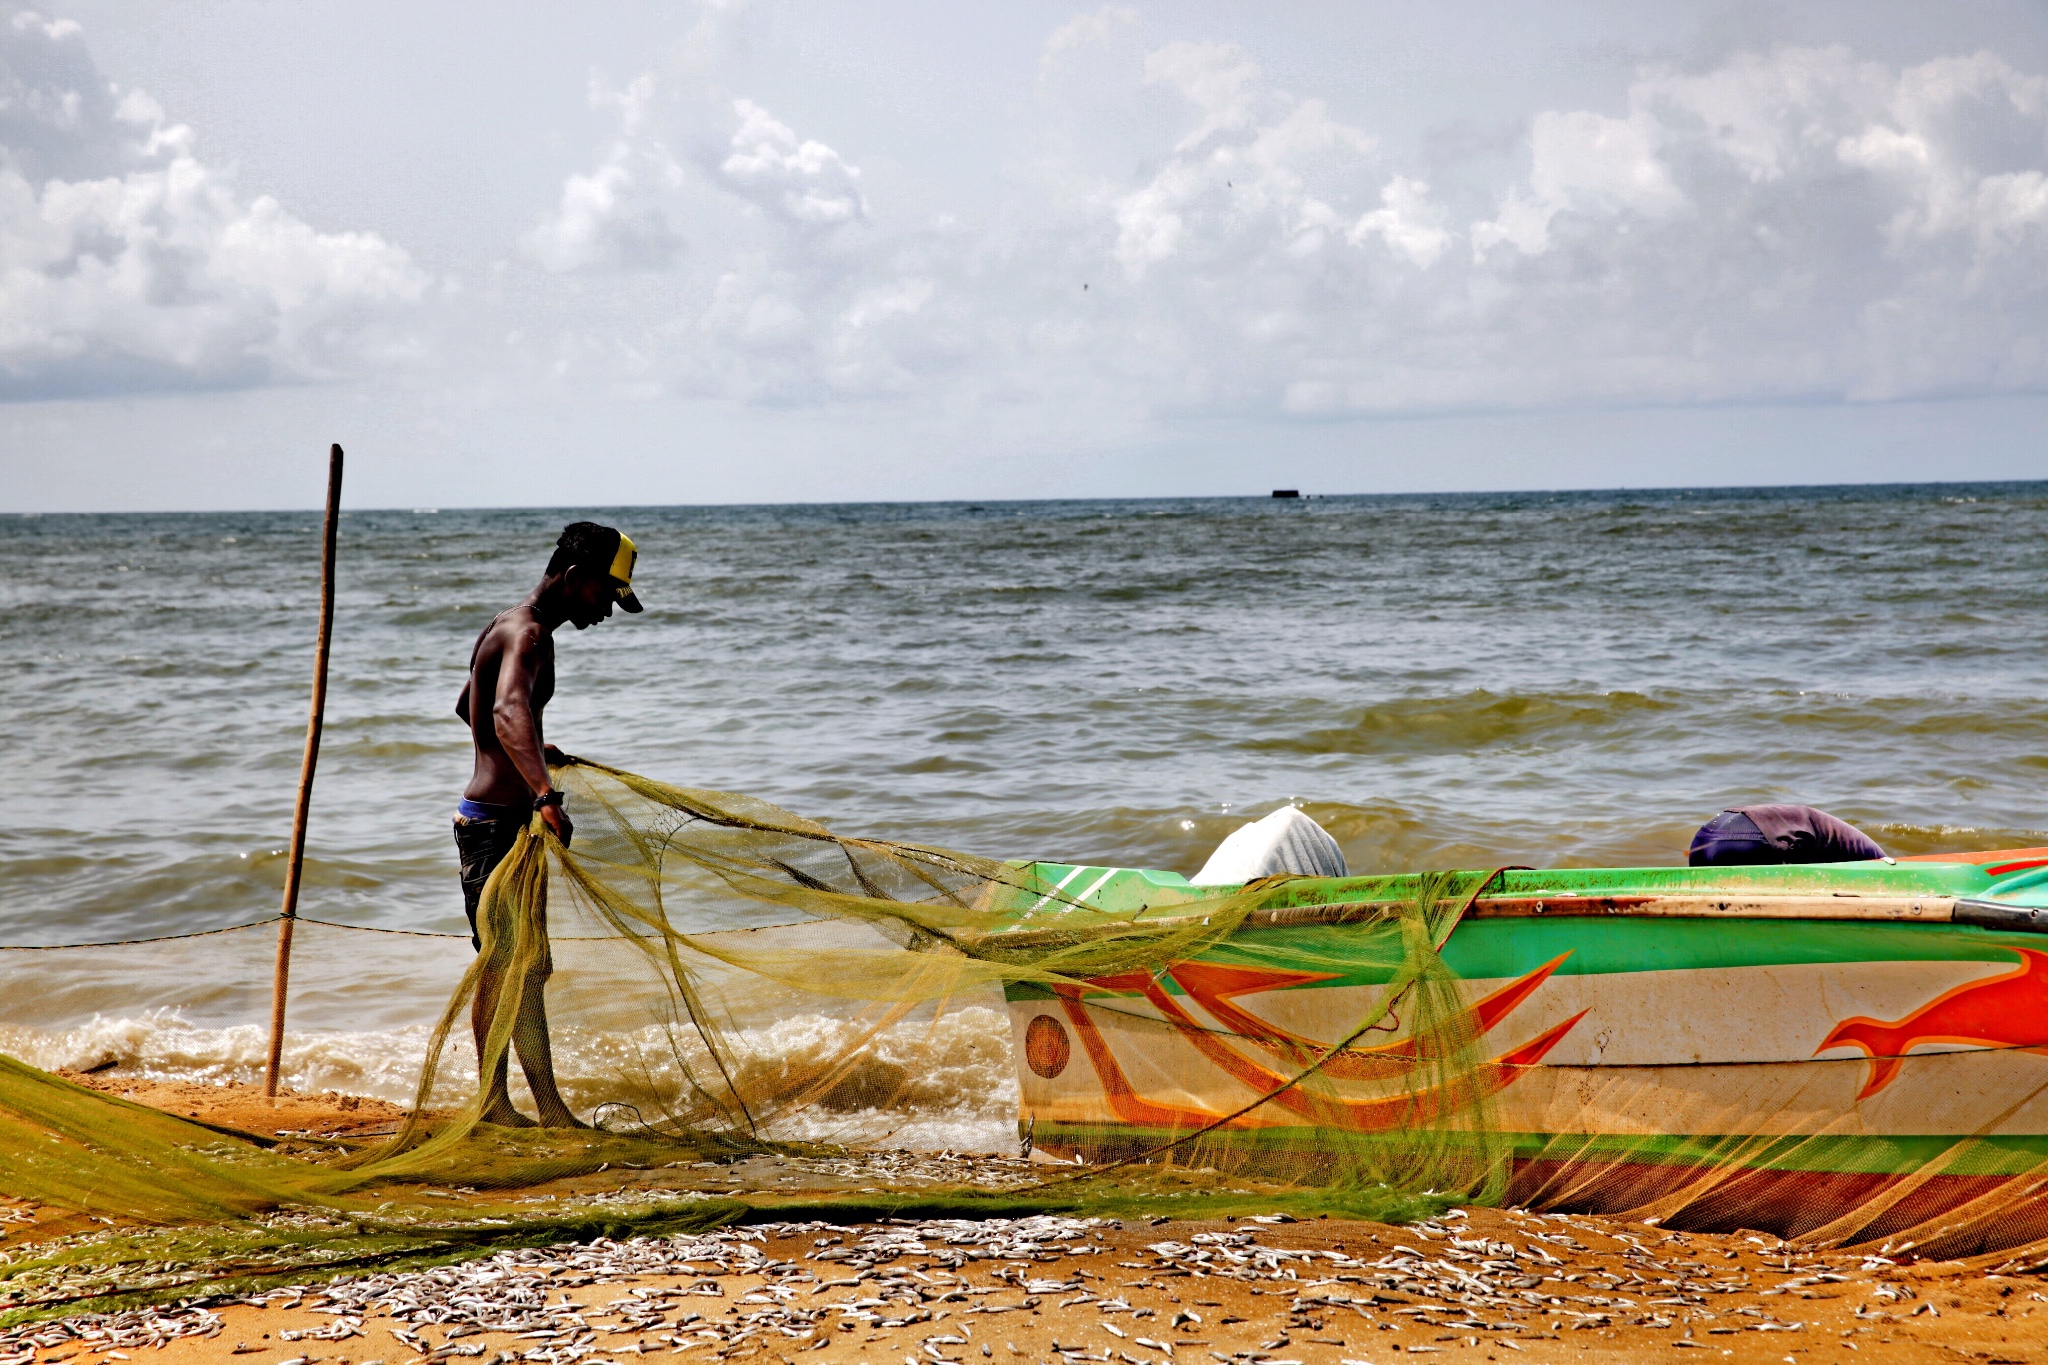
[
  {"left": 1048, "top": 954, "right": 1582, "bottom": 1132},
  {"left": 1819, "top": 947, "right": 2048, "bottom": 1100},
  {"left": 1163, "top": 955, "right": 1571, "bottom": 1080}
]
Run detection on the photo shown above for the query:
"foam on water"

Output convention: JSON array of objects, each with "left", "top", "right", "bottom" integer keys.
[
  {"left": 0, "top": 1003, "right": 1022, "bottom": 1152},
  {"left": 0, "top": 1012, "right": 450, "bottom": 1104}
]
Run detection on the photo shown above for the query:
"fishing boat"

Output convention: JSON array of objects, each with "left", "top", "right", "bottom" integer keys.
[{"left": 1000, "top": 849, "right": 2048, "bottom": 1254}]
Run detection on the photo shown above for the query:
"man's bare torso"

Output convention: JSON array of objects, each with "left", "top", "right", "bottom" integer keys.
[{"left": 459, "top": 606, "right": 555, "bottom": 806}]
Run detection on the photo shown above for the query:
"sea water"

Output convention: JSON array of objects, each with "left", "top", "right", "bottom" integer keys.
[{"left": 3, "top": 486, "right": 2045, "bottom": 1146}]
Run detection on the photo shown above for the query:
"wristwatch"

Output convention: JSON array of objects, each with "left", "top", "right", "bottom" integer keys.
[{"left": 533, "top": 790, "right": 565, "bottom": 812}]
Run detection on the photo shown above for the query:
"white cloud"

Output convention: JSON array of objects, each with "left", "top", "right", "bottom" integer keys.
[
  {"left": 1041, "top": 6, "right": 1137, "bottom": 76},
  {"left": 844, "top": 277, "right": 934, "bottom": 330},
  {"left": 1471, "top": 108, "right": 1682, "bottom": 257},
  {"left": 1349, "top": 176, "right": 1450, "bottom": 267},
  {"left": 11, "top": 10, "right": 78, "bottom": 40},
  {"left": 1111, "top": 45, "right": 1375, "bottom": 276},
  {"left": 0, "top": 12, "right": 425, "bottom": 397},
  {"left": 4, "top": 0, "right": 2046, "bottom": 456},
  {"left": 46, "top": 2, "right": 2009, "bottom": 441},
  {"left": 522, "top": 73, "right": 685, "bottom": 273},
  {"left": 495, "top": 34, "right": 2048, "bottom": 423},
  {"left": 713, "top": 98, "right": 865, "bottom": 228},
  {"left": 1094, "top": 41, "right": 2048, "bottom": 413},
  {"left": 1144, "top": 41, "right": 1264, "bottom": 150},
  {"left": 509, "top": 77, "right": 946, "bottom": 406}
]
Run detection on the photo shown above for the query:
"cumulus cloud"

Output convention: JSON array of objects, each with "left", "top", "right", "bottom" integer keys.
[
  {"left": 521, "top": 74, "right": 684, "bottom": 273},
  {"left": 11, "top": 5, "right": 2048, "bottom": 439},
  {"left": 434, "top": 15, "right": 2048, "bottom": 433},
  {"left": 1042, "top": 5, "right": 1137, "bottom": 73},
  {"left": 1110, "top": 43, "right": 1375, "bottom": 276},
  {"left": 1348, "top": 175, "right": 1450, "bottom": 267},
  {"left": 689, "top": 93, "right": 932, "bottom": 404},
  {"left": 1065, "top": 38, "right": 2048, "bottom": 415},
  {"left": 1145, "top": 40, "right": 1266, "bottom": 149},
  {"left": 511, "top": 72, "right": 938, "bottom": 405},
  {"left": 711, "top": 99, "right": 865, "bottom": 228},
  {"left": 0, "top": 11, "right": 425, "bottom": 398},
  {"left": 1443, "top": 46, "right": 2048, "bottom": 406},
  {"left": 1470, "top": 108, "right": 1682, "bottom": 256}
]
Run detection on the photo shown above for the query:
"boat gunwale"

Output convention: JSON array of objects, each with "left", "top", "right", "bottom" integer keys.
[
  {"left": 960, "top": 892, "right": 2047, "bottom": 952},
  {"left": 1260, "top": 893, "right": 1960, "bottom": 927}
]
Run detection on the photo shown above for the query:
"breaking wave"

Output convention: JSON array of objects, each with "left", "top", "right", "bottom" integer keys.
[{"left": 0, "top": 1003, "right": 1020, "bottom": 1153}]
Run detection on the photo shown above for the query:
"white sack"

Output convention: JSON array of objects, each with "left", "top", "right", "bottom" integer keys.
[{"left": 1191, "top": 806, "right": 1348, "bottom": 886}]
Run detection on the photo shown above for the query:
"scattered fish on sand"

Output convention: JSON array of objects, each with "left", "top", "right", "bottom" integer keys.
[{"left": 5, "top": 1205, "right": 2041, "bottom": 1365}]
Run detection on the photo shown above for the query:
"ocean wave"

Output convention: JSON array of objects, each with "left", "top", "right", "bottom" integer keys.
[
  {"left": 1867, "top": 821, "right": 2048, "bottom": 856},
  {"left": 0, "top": 1011, "right": 452, "bottom": 1104},
  {"left": 1239, "top": 690, "right": 1676, "bottom": 756},
  {"left": 0, "top": 1003, "right": 1021, "bottom": 1151},
  {"left": 1769, "top": 695, "right": 2048, "bottom": 738}
]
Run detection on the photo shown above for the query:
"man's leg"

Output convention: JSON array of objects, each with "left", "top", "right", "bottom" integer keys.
[
  {"left": 510, "top": 960, "right": 585, "bottom": 1128},
  {"left": 508, "top": 883, "right": 587, "bottom": 1129},
  {"left": 457, "top": 816, "right": 535, "bottom": 1127},
  {"left": 472, "top": 958, "right": 538, "bottom": 1127}
]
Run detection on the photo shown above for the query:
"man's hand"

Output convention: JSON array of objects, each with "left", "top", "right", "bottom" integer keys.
[
  {"left": 543, "top": 743, "right": 575, "bottom": 768},
  {"left": 541, "top": 802, "right": 574, "bottom": 847}
]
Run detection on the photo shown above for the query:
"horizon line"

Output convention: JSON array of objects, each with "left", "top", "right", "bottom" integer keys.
[{"left": 5, "top": 475, "right": 2048, "bottom": 518}]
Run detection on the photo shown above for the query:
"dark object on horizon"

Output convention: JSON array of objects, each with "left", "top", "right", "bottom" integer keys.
[
  {"left": 1272, "top": 489, "right": 1301, "bottom": 498},
  {"left": 1689, "top": 805, "right": 1885, "bottom": 866}
]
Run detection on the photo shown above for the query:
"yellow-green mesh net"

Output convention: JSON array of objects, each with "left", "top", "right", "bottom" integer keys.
[
  {"left": 0, "top": 758, "right": 1497, "bottom": 1316},
  {"left": 351, "top": 758, "right": 1506, "bottom": 1202}
]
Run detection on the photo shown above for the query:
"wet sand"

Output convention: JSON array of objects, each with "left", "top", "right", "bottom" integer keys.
[
  {"left": 3, "top": 1079, "right": 2041, "bottom": 1365},
  {"left": 63, "top": 1074, "right": 416, "bottom": 1145}
]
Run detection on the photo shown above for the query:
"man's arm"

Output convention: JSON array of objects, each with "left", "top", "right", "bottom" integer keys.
[
  {"left": 455, "top": 679, "right": 472, "bottom": 724},
  {"left": 492, "top": 625, "right": 572, "bottom": 842}
]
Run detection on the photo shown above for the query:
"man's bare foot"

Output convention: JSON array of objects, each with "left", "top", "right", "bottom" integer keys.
[{"left": 480, "top": 1100, "right": 538, "bottom": 1128}]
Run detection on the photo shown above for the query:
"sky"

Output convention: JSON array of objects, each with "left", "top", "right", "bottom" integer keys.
[{"left": 4, "top": 1, "right": 2048, "bottom": 511}]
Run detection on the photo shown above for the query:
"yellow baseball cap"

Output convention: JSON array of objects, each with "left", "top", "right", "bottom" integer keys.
[{"left": 609, "top": 532, "right": 643, "bottom": 613}]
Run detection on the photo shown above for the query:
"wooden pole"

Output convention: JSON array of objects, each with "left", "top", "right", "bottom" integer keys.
[{"left": 265, "top": 444, "right": 344, "bottom": 1100}]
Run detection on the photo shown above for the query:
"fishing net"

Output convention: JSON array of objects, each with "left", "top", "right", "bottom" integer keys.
[
  {"left": 0, "top": 757, "right": 1496, "bottom": 1318},
  {"left": 6, "top": 755, "right": 2048, "bottom": 1323},
  {"left": 352, "top": 757, "right": 1508, "bottom": 1198}
]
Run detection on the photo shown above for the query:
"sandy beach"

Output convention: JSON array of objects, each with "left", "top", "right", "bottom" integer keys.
[
  {"left": 2, "top": 1080, "right": 2041, "bottom": 1365},
  {"left": 7, "top": 1197, "right": 2041, "bottom": 1365}
]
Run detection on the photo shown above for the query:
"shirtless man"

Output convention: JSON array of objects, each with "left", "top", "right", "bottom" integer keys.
[{"left": 453, "top": 521, "right": 642, "bottom": 1127}]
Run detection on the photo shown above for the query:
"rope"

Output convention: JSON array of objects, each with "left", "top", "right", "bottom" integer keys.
[
  {"left": 0, "top": 915, "right": 772, "bottom": 950},
  {"left": 0, "top": 917, "right": 285, "bottom": 951},
  {"left": 0, "top": 915, "right": 472, "bottom": 951},
  {"left": 299, "top": 917, "right": 467, "bottom": 939}
]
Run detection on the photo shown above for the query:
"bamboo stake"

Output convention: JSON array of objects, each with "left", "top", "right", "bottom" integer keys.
[{"left": 265, "top": 444, "right": 344, "bottom": 1100}]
